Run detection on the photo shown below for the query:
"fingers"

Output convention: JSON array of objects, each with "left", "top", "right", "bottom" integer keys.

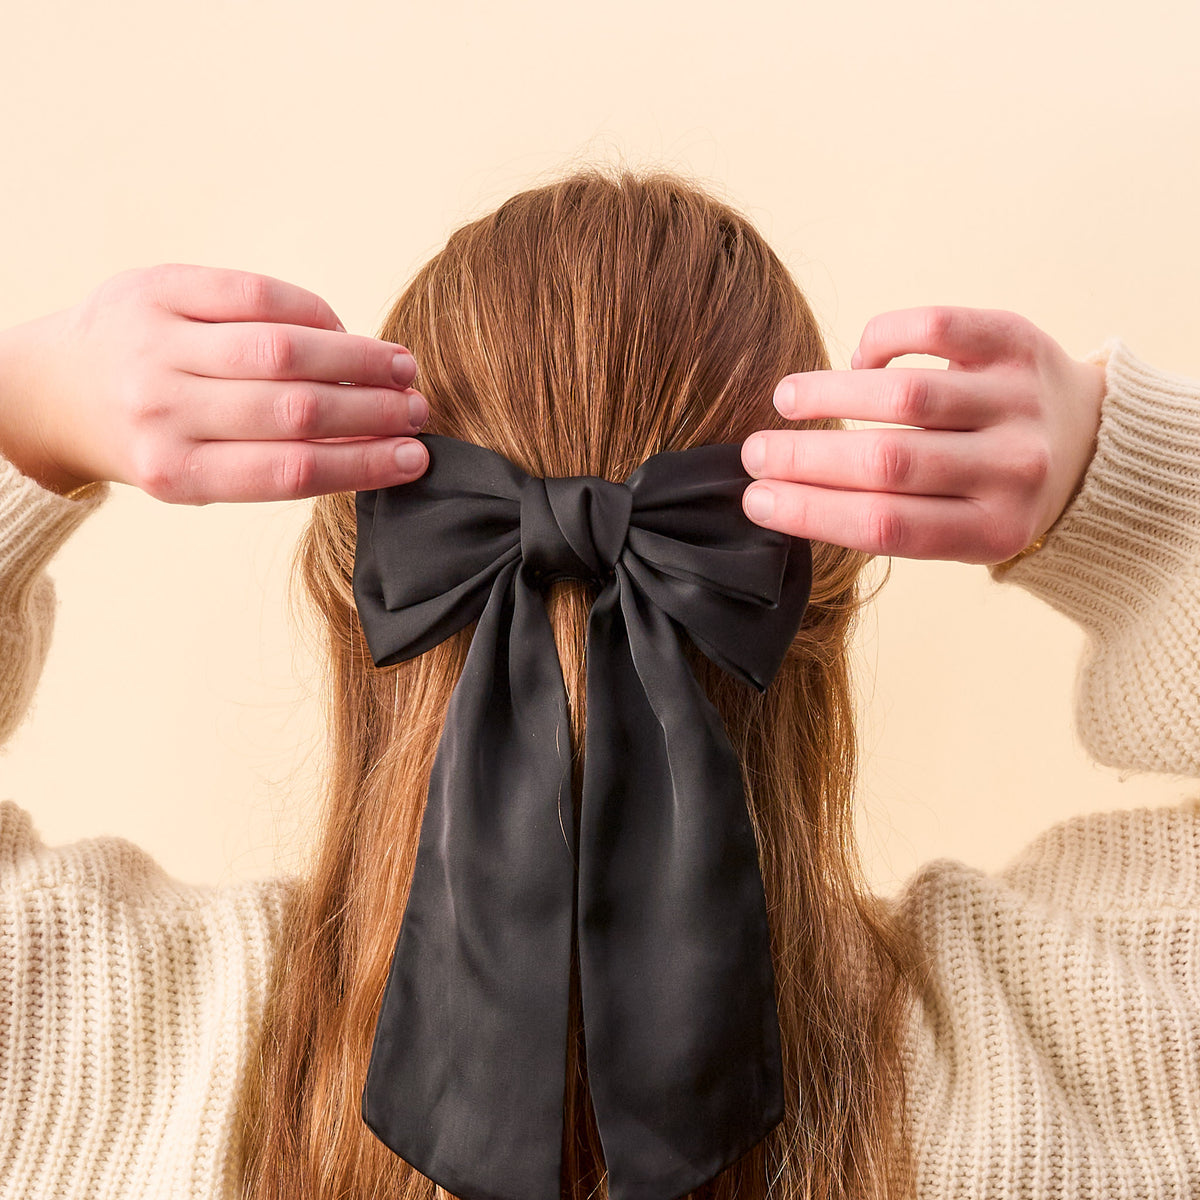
[
  {"left": 742, "top": 428, "right": 996, "bottom": 498},
  {"left": 179, "top": 376, "right": 429, "bottom": 442},
  {"left": 166, "top": 436, "right": 430, "bottom": 504},
  {"left": 741, "top": 480, "right": 1020, "bottom": 564},
  {"left": 851, "top": 306, "right": 1033, "bottom": 370},
  {"left": 172, "top": 321, "right": 419, "bottom": 390},
  {"left": 142, "top": 263, "right": 418, "bottom": 390},
  {"left": 145, "top": 263, "right": 347, "bottom": 333},
  {"left": 772, "top": 366, "right": 1012, "bottom": 430},
  {"left": 745, "top": 305, "right": 1055, "bottom": 562}
]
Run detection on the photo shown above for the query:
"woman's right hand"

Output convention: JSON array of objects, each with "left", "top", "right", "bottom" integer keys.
[
  {"left": 0, "top": 263, "right": 431, "bottom": 503},
  {"left": 740, "top": 306, "right": 1108, "bottom": 565}
]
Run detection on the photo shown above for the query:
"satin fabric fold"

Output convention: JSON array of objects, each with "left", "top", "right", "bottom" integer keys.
[{"left": 352, "top": 435, "right": 813, "bottom": 1200}]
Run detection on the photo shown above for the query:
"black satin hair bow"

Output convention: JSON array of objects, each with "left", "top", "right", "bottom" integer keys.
[{"left": 352, "top": 434, "right": 813, "bottom": 1200}]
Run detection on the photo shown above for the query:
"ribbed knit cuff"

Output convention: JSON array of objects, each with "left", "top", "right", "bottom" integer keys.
[
  {"left": 0, "top": 451, "right": 111, "bottom": 622},
  {"left": 987, "top": 338, "right": 1200, "bottom": 636}
]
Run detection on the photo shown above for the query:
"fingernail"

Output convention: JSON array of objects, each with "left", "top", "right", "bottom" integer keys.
[
  {"left": 744, "top": 486, "right": 775, "bottom": 522},
  {"left": 851, "top": 347, "right": 863, "bottom": 369},
  {"left": 773, "top": 379, "right": 796, "bottom": 416},
  {"left": 407, "top": 392, "right": 429, "bottom": 427},
  {"left": 395, "top": 442, "right": 426, "bottom": 474},
  {"left": 743, "top": 435, "right": 766, "bottom": 475},
  {"left": 335, "top": 320, "right": 347, "bottom": 333},
  {"left": 392, "top": 353, "right": 417, "bottom": 386}
]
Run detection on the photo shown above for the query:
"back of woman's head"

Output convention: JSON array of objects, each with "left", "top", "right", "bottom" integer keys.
[{"left": 237, "top": 167, "right": 919, "bottom": 1200}]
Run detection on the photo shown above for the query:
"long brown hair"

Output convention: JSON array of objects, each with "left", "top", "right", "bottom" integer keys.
[{"left": 237, "top": 166, "right": 921, "bottom": 1199}]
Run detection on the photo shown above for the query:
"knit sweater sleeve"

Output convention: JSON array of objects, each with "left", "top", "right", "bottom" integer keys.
[
  {"left": 984, "top": 335, "right": 1200, "bottom": 776},
  {"left": 894, "top": 338, "right": 1200, "bottom": 1197},
  {"left": 0, "top": 454, "right": 293, "bottom": 1200},
  {"left": 0, "top": 459, "right": 110, "bottom": 749}
]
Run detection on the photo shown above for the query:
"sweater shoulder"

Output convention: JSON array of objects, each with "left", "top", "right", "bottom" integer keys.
[
  {"left": 0, "top": 795, "right": 297, "bottom": 917},
  {"left": 0, "top": 798, "right": 299, "bottom": 1198},
  {"left": 0, "top": 796, "right": 166, "bottom": 898},
  {"left": 897, "top": 800, "right": 1200, "bottom": 918}
]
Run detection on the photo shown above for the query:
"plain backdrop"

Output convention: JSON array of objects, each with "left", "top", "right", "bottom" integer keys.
[{"left": 1, "top": 0, "right": 1197, "bottom": 895}]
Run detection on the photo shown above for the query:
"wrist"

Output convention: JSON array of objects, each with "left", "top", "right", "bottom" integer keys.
[
  {"left": 991, "top": 530, "right": 1048, "bottom": 578},
  {"left": 0, "top": 312, "right": 99, "bottom": 496}
]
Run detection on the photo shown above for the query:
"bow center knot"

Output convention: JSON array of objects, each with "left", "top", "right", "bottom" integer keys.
[{"left": 519, "top": 474, "right": 633, "bottom": 587}]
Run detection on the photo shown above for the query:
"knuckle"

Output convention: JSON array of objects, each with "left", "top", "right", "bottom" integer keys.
[
  {"left": 865, "top": 499, "right": 906, "bottom": 555},
  {"left": 95, "top": 266, "right": 163, "bottom": 313},
  {"left": 890, "top": 374, "right": 929, "bottom": 426},
  {"left": 996, "top": 308, "right": 1027, "bottom": 336},
  {"left": 276, "top": 445, "right": 319, "bottom": 498},
  {"left": 132, "top": 263, "right": 169, "bottom": 288},
  {"left": 921, "top": 307, "right": 950, "bottom": 340},
  {"left": 1011, "top": 441, "right": 1051, "bottom": 488},
  {"left": 995, "top": 309, "right": 1040, "bottom": 366},
  {"left": 239, "top": 272, "right": 271, "bottom": 314},
  {"left": 255, "top": 328, "right": 296, "bottom": 375},
  {"left": 121, "top": 374, "right": 170, "bottom": 424},
  {"left": 275, "top": 386, "right": 322, "bottom": 438},
  {"left": 108, "top": 266, "right": 152, "bottom": 296},
  {"left": 130, "top": 441, "right": 179, "bottom": 502},
  {"left": 782, "top": 434, "right": 806, "bottom": 479},
  {"left": 1001, "top": 307, "right": 1035, "bottom": 342},
  {"left": 922, "top": 306, "right": 953, "bottom": 344},
  {"left": 142, "top": 263, "right": 186, "bottom": 307},
  {"left": 865, "top": 434, "right": 913, "bottom": 490}
]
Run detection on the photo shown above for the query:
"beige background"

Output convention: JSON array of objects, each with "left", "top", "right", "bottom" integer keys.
[{"left": 1, "top": 0, "right": 1197, "bottom": 895}]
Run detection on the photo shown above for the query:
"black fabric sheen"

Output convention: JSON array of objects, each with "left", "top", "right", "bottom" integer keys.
[{"left": 353, "top": 434, "right": 813, "bottom": 1200}]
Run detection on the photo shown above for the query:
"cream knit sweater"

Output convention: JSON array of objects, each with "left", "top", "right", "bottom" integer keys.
[{"left": 0, "top": 337, "right": 1198, "bottom": 1198}]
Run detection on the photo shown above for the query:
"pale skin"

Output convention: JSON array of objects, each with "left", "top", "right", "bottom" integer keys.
[
  {"left": 740, "top": 307, "right": 1107, "bottom": 564},
  {"left": 0, "top": 264, "right": 432, "bottom": 502},
  {"left": 0, "top": 265, "right": 1106, "bottom": 567}
]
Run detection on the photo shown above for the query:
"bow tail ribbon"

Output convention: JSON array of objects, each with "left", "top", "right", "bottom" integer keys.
[
  {"left": 577, "top": 569, "right": 785, "bottom": 1200},
  {"left": 361, "top": 559, "right": 578, "bottom": 1200},
  {"left": 360, "top": 555, "right": 785, "bottom": 1200}
]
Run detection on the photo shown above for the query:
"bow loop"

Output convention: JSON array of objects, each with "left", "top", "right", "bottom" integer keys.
[
  {"left": 353, "top": 434, "right": 813, "bottom": 1200},
  {"left": 620, "top": 448, "right": 813, "bottom": 692},
  {"left": 353, "top": 445, "right": 525, "bottom": 666},
  {"left": 520, "top": 474, "right": 633, "bottom": 586}
]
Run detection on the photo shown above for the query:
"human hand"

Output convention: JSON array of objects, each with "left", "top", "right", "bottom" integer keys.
[
  {"left": 739, "top": 307, "right": 1107, "bottom": 565},
  {"left": 0, "top": 263, "right": 430, "bottom": 503}
]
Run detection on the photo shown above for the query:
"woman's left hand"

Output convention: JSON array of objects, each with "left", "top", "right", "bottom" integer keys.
[{"left": 739, "top": 306, "right": 1107, "bottom": 565}]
